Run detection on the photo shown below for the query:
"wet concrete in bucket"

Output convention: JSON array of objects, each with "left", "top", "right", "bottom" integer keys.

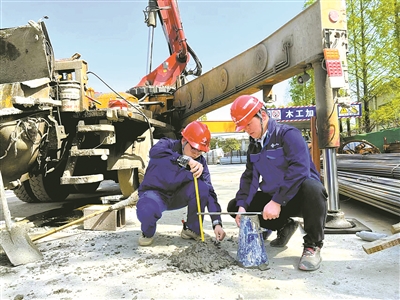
[{"left": 168, "top": 240, "right": 236, "bottom": 273}]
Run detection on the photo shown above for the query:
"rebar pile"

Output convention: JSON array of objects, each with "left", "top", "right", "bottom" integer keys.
[
  {"left": 322, "top": 153, "right": 400, "bottom": 216},
  {"left": 336, "top": 153, "right": 400, "bottom": 179}
]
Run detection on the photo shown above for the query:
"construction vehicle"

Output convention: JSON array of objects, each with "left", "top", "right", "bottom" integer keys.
[
  {"left": 0, "top": 0, "right": 350, "bottom": 229},
  {"left": 0, "top": 0, "right": 201, "bottom": 203}
]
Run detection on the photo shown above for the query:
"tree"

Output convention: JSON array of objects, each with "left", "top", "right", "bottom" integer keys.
[
  {"left": 210, "top": 137, "right": 241, "bottom": 152},
  {"left": 287, "top": 71, "right": 315, "bottom": 106},
  {"left": 210, "top": 137, "right": 241, "bottom": 153},
  {"left": 289, "top": 0, "right": 400, "bottom": 134},
  {"left": 370, "top": 97, "right": 400, "bottom": 129},
  {"left": 347, "top": 0, "right": 399, "bottom": 132},
  {"left": 287, "top": 0, "right": 316, "bottom": 107},
  {"left": 220, "top": 138, "right": 241, "bottom": 153},
  {"left": 209, "top": 137, "right": 219, "bottom": 150}
]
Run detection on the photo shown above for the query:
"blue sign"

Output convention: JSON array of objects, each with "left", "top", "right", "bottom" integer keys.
[{"left": 266, "top": 103, "right": 361, "bottom": 122}]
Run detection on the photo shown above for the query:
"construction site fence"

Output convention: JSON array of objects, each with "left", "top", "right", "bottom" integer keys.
[
  {"left": 219, "top": 150, "right": 247, "bottom": 165},
  {"left": 203, "top": 151, "right": 221, "bottom": 165},
  {"left": 204, "top": 150, "right": 247, "bottom": 165},
  {"left": 342, "top": 127, "right": 400, "bottom": 152}
]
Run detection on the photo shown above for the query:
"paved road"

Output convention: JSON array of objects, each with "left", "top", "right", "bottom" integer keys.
[{"left": 1, "top": 164, "right": 399, "bottom": 300}]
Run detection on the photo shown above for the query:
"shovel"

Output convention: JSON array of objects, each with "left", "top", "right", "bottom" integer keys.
[{"left": 0, "top": 171, "right": 43, "bottom": 266}]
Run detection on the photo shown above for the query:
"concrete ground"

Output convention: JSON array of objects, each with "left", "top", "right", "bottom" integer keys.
[{"left": 1, "top": 164, "right": 399, "bottom": 300}]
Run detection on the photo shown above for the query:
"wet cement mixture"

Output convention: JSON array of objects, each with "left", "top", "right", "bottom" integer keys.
[{"left": 169, "top": 240, "right": 236, "bottom": 273}]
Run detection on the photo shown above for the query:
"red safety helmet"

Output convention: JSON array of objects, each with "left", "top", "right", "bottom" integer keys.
[
  {"left": 181, "top": 121, "right": 211, "bottom": 152},
  {"left": 230, "top": 95, "right": 264, "bottom": 131}
]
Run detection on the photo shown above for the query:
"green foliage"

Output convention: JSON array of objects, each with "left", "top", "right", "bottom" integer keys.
[
  {"left": 210, "top": 137, "right": 219, "bottom": 150},
  {"left": 209, "top": 137, "right": 241, "bottom": 153},
  {"left": 288, "top": 0, "right": 400, "bottom": 134},
  {"left": 303, "top": 0, "right": 316, "bottom": 9},
  {"left": 222, "top": 138, "right": 241, "bottom": 153},
  {"left": 287, "top": 70, "right": 316, "bottom": 106},
  {"left": 370, "top": 97, "right": 400, "bottom": 129},
  {"left": 347, "top": 0, "right": 399, "bottom": 132}
]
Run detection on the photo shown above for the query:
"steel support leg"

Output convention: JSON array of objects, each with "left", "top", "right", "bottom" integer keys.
[{"left": 313, "top": 61, "right": 352, "bottom": 229}]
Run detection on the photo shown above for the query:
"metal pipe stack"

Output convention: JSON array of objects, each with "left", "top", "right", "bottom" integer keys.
[{"left": 321, "top": 153, "right": 400, "bottom": 216}]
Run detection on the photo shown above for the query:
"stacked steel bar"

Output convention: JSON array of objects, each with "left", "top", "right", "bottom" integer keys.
[
  {"left": 336, "top": 153, "right": 400, "bottom": 179},
  {"left": 322, "top": 153, "right": 400, "bottom": 216}
]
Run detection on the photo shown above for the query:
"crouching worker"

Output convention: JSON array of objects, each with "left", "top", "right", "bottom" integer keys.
[
  {"left": 136, "top": 121, "right": 226, "bottom": 246},
  {"left": 228, "top": 95, "right": 328, "bottom": 271}
]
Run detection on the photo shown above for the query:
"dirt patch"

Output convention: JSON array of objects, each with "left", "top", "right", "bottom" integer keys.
[{"left": 168, "top": 240, "right": 236, "bottom": 273}]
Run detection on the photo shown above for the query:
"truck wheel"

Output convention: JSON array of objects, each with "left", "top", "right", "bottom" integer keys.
[
  {"left": 13, "top": 180, "right": 39, "bottom": 203},
  {"left": 29, "top": 173, "right": 70, "bottom": 202},
  {"left": 117, "top": 168, "right": 139, "bottom": 198}
]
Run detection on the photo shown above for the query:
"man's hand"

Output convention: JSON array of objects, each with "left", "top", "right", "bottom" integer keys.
[
  {"left": 235, "top": 206, "right": 246, "bottom": 227},
  {"left": 214, "top": 225, "right": 226, "bottom": 241},
  {"left": 262, "top": 200, "right": 281, "bottom": 220},
  {"left": 188, "top": 159, "right": 203, "bottom": 178}
]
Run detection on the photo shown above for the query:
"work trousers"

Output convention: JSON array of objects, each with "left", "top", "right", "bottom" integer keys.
[
  {"left": 136, "top": 180, "right": 209, "bottom": 238},
  {"left": 227, "top": 178, "right": 327, "bottom": 247}
]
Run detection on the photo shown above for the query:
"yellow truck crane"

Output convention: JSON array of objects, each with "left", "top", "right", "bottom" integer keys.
[
  {"left": 0, "top": 0, "right": 200, "bottom": 203},
  {"left": 0, "top": 0, "right": 350, "bottom": 227}
]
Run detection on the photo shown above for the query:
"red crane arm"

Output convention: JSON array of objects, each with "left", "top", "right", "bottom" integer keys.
[
  {"left": 157, "top": 0, "right": 188, "bottom": 61},
  {"left": 135, "top": 0, "right": 190, "bottom": 87}
]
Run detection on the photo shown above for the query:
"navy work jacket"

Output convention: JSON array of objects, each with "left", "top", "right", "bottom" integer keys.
[
  {"left": 235, "top": 118, "right": 321, "bottom": 209},
  {"left": 138, "top": 138, "right": 222, "bottom": 222}
]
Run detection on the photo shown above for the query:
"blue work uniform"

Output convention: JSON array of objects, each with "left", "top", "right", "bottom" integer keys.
[
  {"left": 228, "top": 118, "right": 327, "bottom": 247},
  {"left": 136, "top": 138, "right": 222, "bottom": 238}
]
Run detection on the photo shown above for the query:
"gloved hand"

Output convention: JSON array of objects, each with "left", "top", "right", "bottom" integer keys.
[
  {"left": 235, "top": 206, "right": 246, "bottom": 227},
  {"left": 214, "top": 225, "right": 226, "bottom": 241}
]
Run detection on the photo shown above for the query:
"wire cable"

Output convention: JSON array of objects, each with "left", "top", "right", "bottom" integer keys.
[{"left": 86, "top": 70, "right": 154, "bottom": 147}]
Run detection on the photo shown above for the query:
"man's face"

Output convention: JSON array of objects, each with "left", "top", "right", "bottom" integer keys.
[
  {"left": 182, "top": 138, "right": 203, "bottom": 159},
  {"left": 244, "top": 116, "right": 262, "bottom": 139}
]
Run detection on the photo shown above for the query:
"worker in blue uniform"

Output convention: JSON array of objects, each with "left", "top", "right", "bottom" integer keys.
[
  {"left": 228, "top": 95, "right": 327, "bottom": 271},
  {"left": 136, "top": 121, "right": 226, "bottom": 246}
]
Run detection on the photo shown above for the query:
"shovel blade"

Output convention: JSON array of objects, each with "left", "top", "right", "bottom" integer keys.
[{"left": 0, "top": 224, "right": 43, "bottom": 266}]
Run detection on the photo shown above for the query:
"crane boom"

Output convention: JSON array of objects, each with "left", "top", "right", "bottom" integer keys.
[
  {"left": 134, "top": 0, "right": 201, "bottom": 88},
  {"left": 157, "top": 0, "right": 188, "bottom": 61},
  {"left": 172, "top": 0, "right": 348, "bottom": 127}
]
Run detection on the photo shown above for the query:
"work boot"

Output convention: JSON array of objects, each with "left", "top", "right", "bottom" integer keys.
[
  {"left": 270, "top": 218, "right": 299, "bottom": 247},
  {"left": 139, "top": 233, "right": 154, "bottom": 246},
  {"left": 298, "top": 246, "right": 322, "bottom": 271},
  {"left": 180, "top": 222, "right": 201, "bottom": 241}
]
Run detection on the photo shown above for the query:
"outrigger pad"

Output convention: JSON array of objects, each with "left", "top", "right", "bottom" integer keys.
[{"left": 324, "top": 218, "right": 371, "bottom": 234}]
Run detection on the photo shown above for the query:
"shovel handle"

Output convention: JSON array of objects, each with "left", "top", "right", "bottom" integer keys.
[
  {"left": 32, "top": 190, "right": 139, "bottom": 242},
  {"left": 0, "top": 171, "right": 13, "bottom": 231},
  {"left": 31, "top": 206, "right": 112, "bottom": 242}
]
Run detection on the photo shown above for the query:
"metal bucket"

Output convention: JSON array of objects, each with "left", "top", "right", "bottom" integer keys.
[
  {"left": 236, "top": 215, "right": 269, "bottom": 269},
  {"left": 59, "top": 81, "right": 81, "bottom": 112}
]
